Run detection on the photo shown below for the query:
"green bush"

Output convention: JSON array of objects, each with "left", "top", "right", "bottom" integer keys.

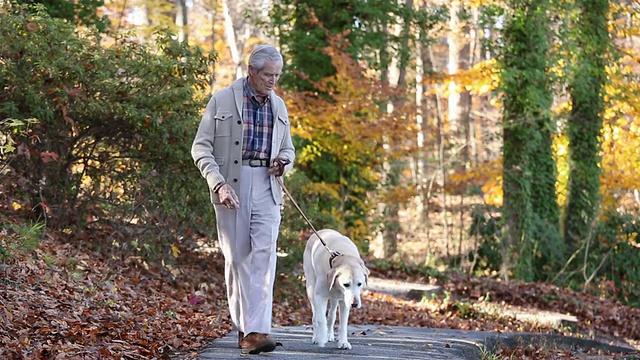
[
  {"left": 15, "top": 0, "right": 110, "bottom": 31},
  {"left": 0, "top": 4, "right": 217, "bottom": 247},
  {"left": 468, "top": 203, "right": 502, "bottom": 274},
  {"left": 593, "top": 212, "right": 640, "bottom": 307},
  {"left": 0, "top": 222, "right": 45, "bottom": 261},
  {"left": 468, "top": 204, "right": 566, "bottom": 282}
]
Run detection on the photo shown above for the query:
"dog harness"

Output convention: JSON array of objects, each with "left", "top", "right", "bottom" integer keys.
[{"left": 328, "top": 251, "right": 342, "bottom": 268}]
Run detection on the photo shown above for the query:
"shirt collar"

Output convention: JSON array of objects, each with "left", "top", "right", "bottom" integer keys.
[{"left": 244, "top": 77, "right": 269, "bottom": 105}]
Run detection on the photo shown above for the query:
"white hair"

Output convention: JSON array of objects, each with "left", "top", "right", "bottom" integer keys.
[{"left": 248, "top": 44, "right": 283, "bottom": 71}]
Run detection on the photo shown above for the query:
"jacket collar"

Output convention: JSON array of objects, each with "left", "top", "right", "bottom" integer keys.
[{"left": 232, "top": 77, "right": 277, "bottom": 116}]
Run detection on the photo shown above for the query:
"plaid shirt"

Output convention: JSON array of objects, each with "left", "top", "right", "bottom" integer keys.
[{"left": 242, "top": 78, "right": 273, "bottom": 160}]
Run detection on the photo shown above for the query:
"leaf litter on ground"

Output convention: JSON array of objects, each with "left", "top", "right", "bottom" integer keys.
[{"left": 1, "top": 230, "right": 639, "bottom": 359}]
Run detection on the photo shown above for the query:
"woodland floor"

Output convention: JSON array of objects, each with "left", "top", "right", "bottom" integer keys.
[{"left": 2, "top": 223, "right": 640, "bottom": 360}]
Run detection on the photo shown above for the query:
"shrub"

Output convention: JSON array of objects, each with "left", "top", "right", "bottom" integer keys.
[
  {"left": 0, "top": 222, "right": 45, "bottom": 261},
  {"left": 0, "top": 4, "right": 217, "bottom": 248},
  {"left": 469, "top": 203, "right": 566, "bottom": 282},
  {"left": 593, "top": 211, "right": 640, "bottom": 307}
]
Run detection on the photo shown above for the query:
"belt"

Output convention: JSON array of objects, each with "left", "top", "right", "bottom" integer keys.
[{"left": 242, "top": 159, "right": 270, "bottom": 167}]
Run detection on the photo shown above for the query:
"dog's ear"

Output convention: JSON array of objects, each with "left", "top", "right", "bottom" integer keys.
[
  {"left": 359, "top": 260, "right": 370, "bottom": 286},
  {"left": 327, "top": 268, "right": 340, "bottom": 292}
]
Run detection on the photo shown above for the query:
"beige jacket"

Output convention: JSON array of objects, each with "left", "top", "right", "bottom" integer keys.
[{"left": 191, "top": 78, "right": 295, "bottom": 205}]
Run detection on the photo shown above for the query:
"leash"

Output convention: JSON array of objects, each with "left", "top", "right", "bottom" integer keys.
[{"left": 275, "top": 176, "right": 342, "bottom": 266}]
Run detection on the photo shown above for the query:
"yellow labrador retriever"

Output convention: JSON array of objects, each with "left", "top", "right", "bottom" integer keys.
[{"left": 303, "top": 229, "right": 369, "bottom": 350}]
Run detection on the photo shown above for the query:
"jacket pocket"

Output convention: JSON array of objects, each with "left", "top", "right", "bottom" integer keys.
[
  {"left": 277, "top": 115, "right": 289, "bottom": 126},
  {"left": 214, "top": 111, "right": 233, "bottom": 137},
  {"left": 214, "top": 156, "right": 226, "bottom": 166},
  {"left": 276, "top": 115, "right": 288, "bottom": 142}
]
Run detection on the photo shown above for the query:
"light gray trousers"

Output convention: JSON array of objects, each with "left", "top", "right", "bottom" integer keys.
[{"left": 214, "top": 165, "right": 281, "bottom": 335}]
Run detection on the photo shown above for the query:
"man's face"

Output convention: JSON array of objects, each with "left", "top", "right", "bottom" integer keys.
[{"left": 248, "top": 61, "right": 282, "bottom": 97}]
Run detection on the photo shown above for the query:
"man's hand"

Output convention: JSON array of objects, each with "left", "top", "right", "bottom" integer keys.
[
  {"left": 217, "top": 183, "right": 239, "bottom": 209},
  {"left": 268, "top": 157, "right": 291, "bottom": 177}
]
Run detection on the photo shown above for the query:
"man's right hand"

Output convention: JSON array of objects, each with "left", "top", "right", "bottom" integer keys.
[
  {"left": 268, "top": 157, "right": 291, "bottom": 177},
  {"left": 217, "top": 183, "right": 239, "bottom": 209}
]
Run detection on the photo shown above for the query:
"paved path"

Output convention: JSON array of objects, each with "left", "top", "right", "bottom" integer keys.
[
  {"left": 188, "top": 325, "right": 638, "bottom": 360},
  {"left": 195, "top": 325, "right": 490, "bottom": 360},
  {"left": 185, "top": 277, "right": 637, "bottom": 359}
]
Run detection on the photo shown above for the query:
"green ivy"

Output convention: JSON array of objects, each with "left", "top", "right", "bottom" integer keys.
[
  {"left": 564, "top": 0, "right": 610, "bottom": 251},
  {"left": 498, "top": 0, "right": 562, "bottom": 282}
]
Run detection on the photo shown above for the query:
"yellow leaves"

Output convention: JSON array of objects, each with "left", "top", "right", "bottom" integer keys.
[
  {"left": 597, "top": 64, "right": 640, "bottom": 212},
  {"left": 348, "top": 218, "right": 369, "bottom": 245},
  {"left": 463, "top": 0, "right": 505, "bottom": 8},
  {"left": 483, "top": 177, "right": 503, "bottom": 207},
  {"left": 425, "top": 59, "right": 499, "bottom": 97},
  {"left": 305, "top": 181, "right": 341, "bottom": 202},
  {"left": 298, "top": 143, "right": 322, "bottom": 163},
  {"left": 600, "top": 117, "right": 640, "bottom": 210},
  {"left": 380, "top": 185, "right": 419, "bottom": 204},
  {"left": 448, "top": 160, "right": 503, "bottom": 206},
  {"left": 171, "top": 244, "right": 180, "bottom": 258},
  {"left": 553, "top": 134, "right": 570, "bottom": 207}
]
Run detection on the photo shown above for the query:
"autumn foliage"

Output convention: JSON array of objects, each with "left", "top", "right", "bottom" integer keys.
[
  {"left": 3, "top": 1, "right": 640, "bottom": 359},
  {"left": 0, "top": 5, "right": 216, "bottom": 239},
  {"left": 283, "top": 33, "right": 419, "bottom": 242}
]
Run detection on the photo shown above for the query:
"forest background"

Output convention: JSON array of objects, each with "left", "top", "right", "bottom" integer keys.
[{"left": 1, "top": 0, "right": 640, "bottom": 358}]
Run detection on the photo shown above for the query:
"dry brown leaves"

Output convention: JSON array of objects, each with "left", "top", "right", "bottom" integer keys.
[
  {"left": 0, "top": 234, "right": 231, "bottom": 359},
  {"left": 1, "top": 233, "right": 639, "bottom": 359}
]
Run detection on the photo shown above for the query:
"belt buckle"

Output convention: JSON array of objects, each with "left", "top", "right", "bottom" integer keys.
[{"left": 250, "top": 159, "right": 266, "bottom": 167}]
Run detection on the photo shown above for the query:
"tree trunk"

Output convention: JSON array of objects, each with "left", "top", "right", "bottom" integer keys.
[
  {"left": 221, "top": 0, "right": 243, "bottom": 79},
  {"left": 175, "top": 0, "right": 188, "bottom": 43},
  {"left": 414, "top": 28, "right": 425, "bottom": 218},
  {"left": 466, "top": 7, "right": 480, "bottom": 167},
  {"left": 564, "top": 0, "right": 609, "bottom": 251},
  {"left": 381, "top": 0, "right": 413, "bottom": 259},
  {"left": 447, "top": 1, "right": 462, "bottom": 136},
  {"left": 500, "top": 0, "right": 555, "bottom": 282},
  {"left": 422, "top": 44, "right": 446, "bottom": 265}
]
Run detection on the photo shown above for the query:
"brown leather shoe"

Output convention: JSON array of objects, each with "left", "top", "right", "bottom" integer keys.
[
  {"left": 237, "top": 331, "right": 244, "bottom": 348},
  {"left": 240, "top": 332, "right": 277, "bottom": 354}
]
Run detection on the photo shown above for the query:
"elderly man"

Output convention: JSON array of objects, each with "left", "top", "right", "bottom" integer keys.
[{"left": 191, "top": 44, "right": 295, "bottom": 354}]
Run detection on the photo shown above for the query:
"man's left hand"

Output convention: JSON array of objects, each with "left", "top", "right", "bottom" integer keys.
[{"left": 268, "top": 157, "right": 291, "bottom": 177}]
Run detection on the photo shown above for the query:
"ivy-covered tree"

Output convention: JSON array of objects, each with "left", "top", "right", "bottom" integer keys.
[
  {"left": 564, "top": 0, "right": 610, "bottom": 250},
  {"left": 499, "top": 0, "right": 562, "bottom": 281}
]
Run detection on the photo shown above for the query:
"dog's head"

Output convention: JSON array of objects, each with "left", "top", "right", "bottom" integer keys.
[{"left": 327, "top": 256, "right": 370, "bottom": 309}]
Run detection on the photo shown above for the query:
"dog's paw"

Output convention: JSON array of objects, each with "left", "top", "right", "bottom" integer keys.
[
  {"left": 327, "top": 333, "right": 335, "bottom": 342},
  {"left": 314, "top": 335, "right": 327, "bottom": 347},
  {"left": 337, "top": 341, "right": 352, "bottom": 350}
]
